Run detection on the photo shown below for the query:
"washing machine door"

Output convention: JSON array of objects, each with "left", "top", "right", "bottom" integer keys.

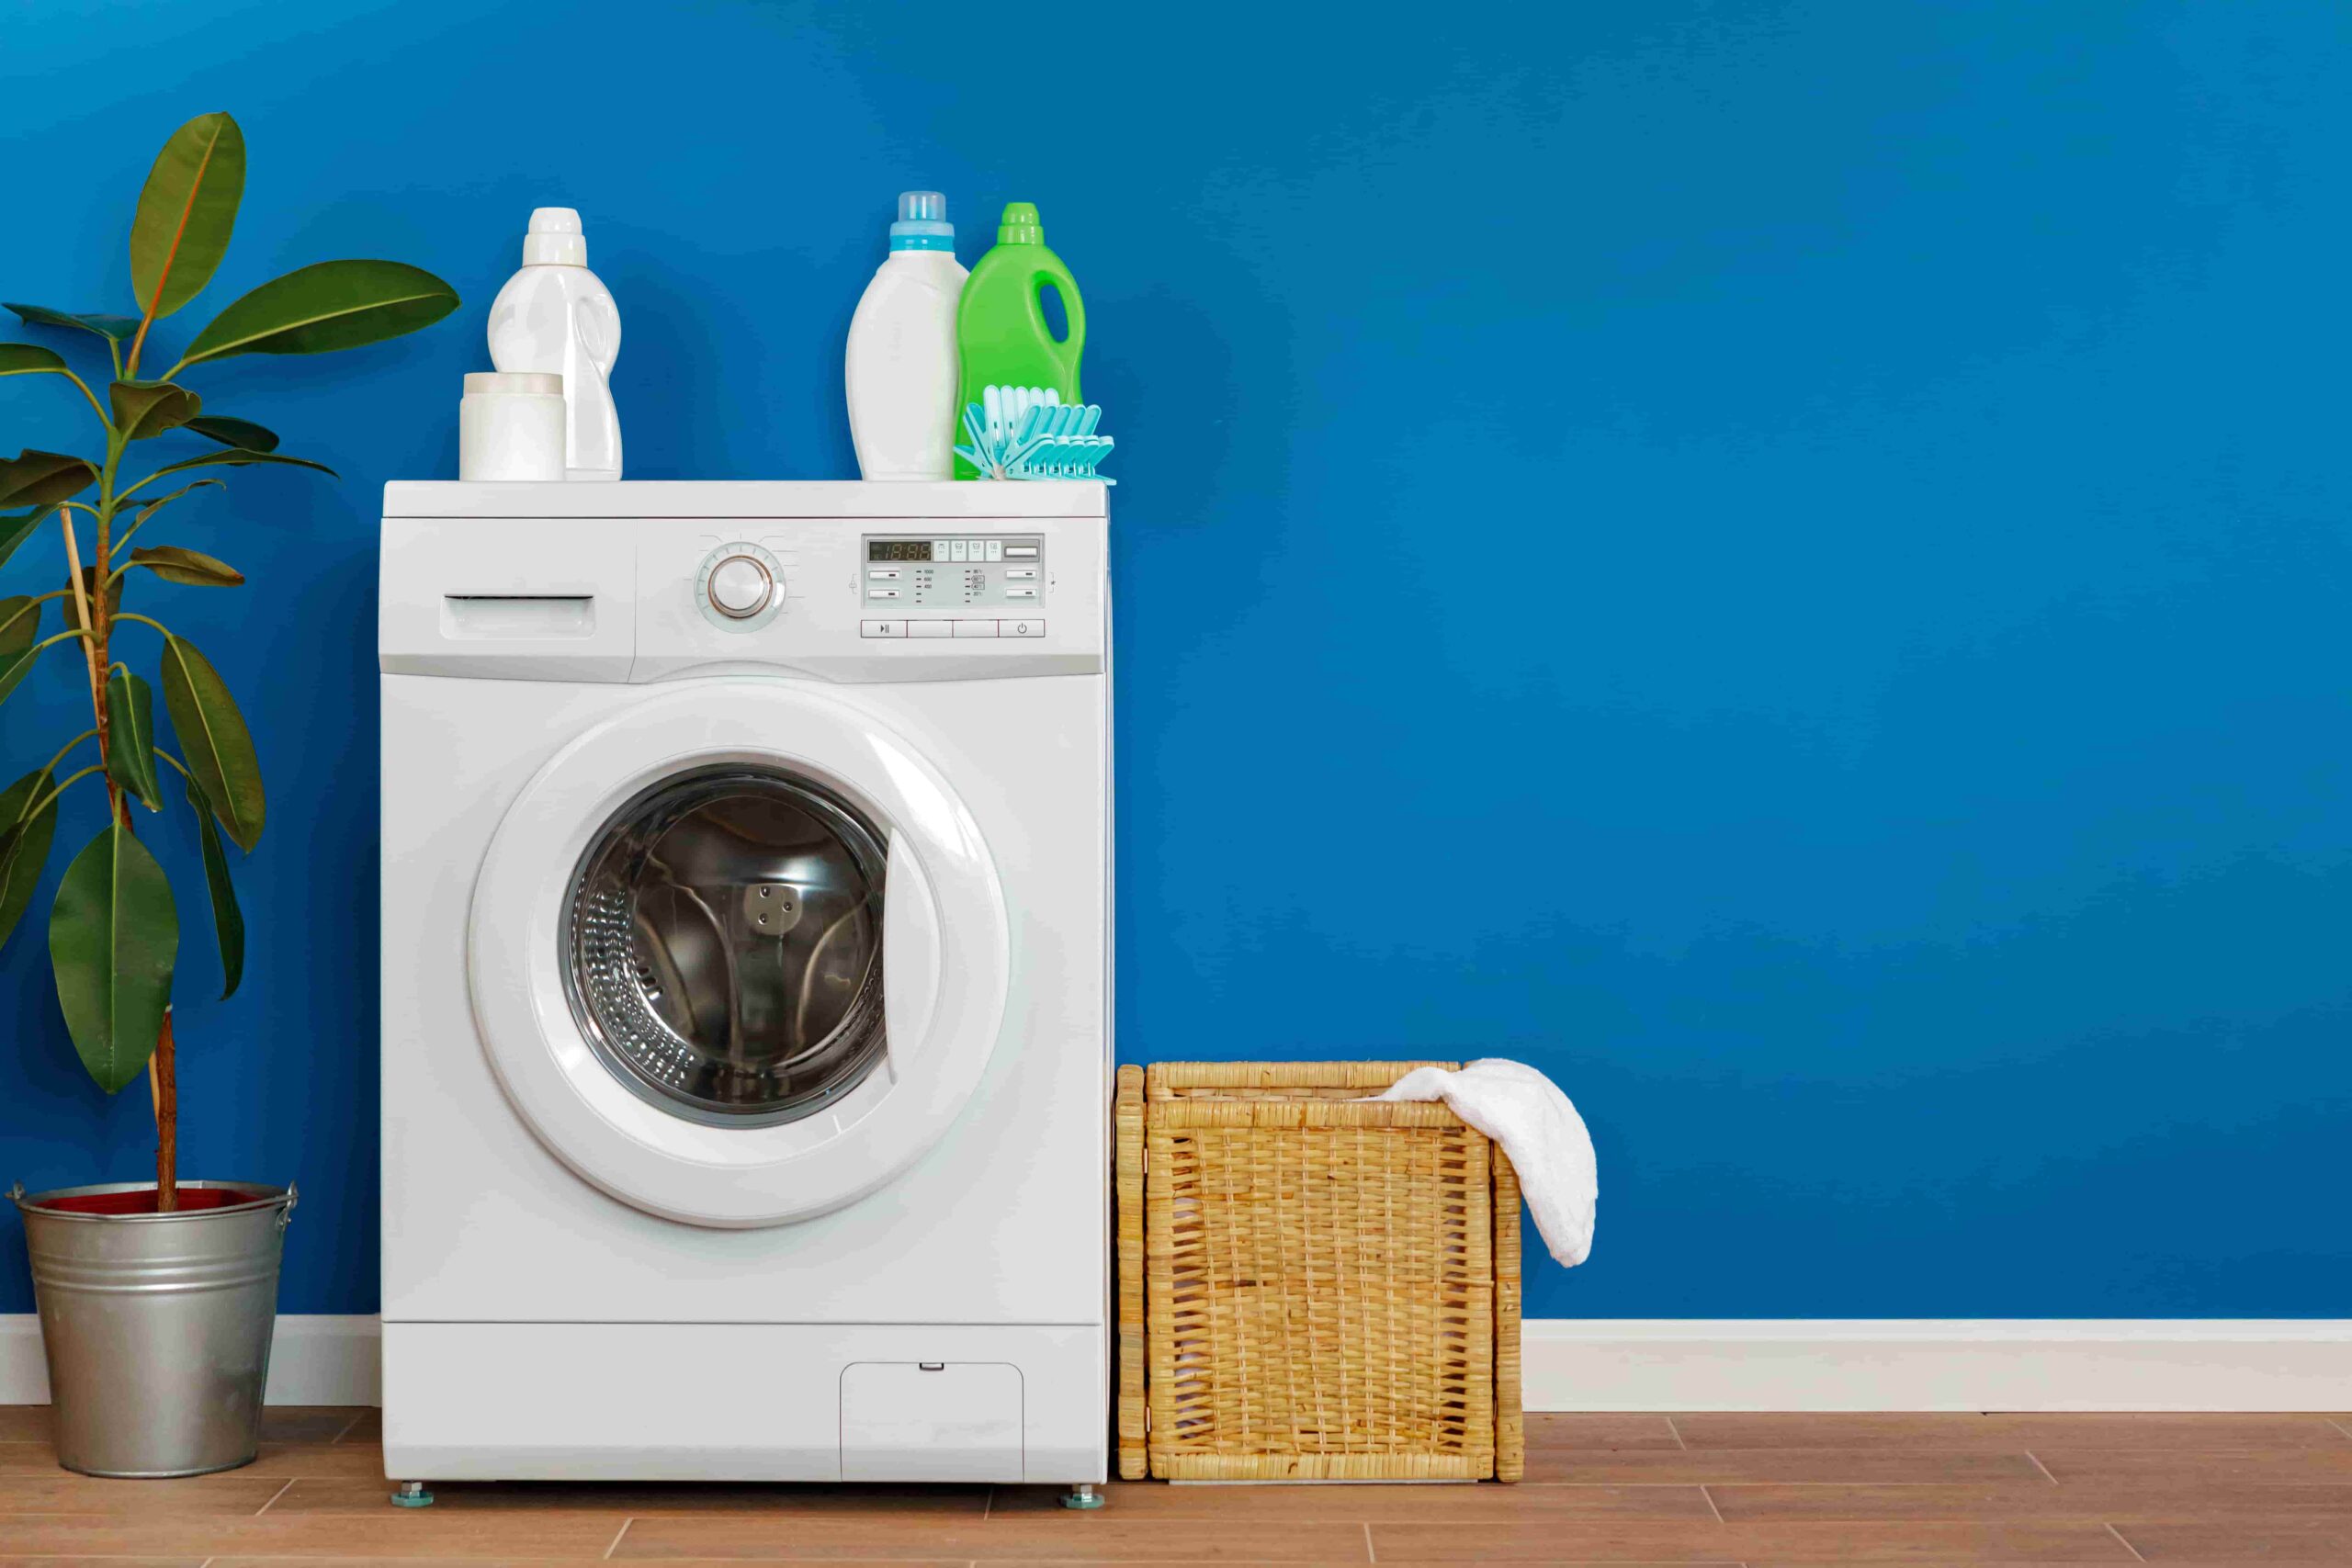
[{"left": 466, "top": 682, "right": 1007, "bottom": 1227}]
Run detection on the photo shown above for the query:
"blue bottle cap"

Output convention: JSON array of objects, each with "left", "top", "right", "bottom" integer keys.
[{"left": 889, "top": 191, "right": 955, "bottom": 252}]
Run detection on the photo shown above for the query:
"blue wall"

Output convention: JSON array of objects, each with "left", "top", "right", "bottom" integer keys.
[{"left": 3, "top": 1, "right": 2346, "bottom": 1319}]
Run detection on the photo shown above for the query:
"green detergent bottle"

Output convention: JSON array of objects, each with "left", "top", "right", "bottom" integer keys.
[{"left": 955, "top": 202, "right": 1085, "bottom": 479}]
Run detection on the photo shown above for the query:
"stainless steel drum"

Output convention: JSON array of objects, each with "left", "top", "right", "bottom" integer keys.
[
  {"left": 563, "top": 765, "right": 889, "bottom": 1127},
  {"left": 12, "top": 1179, "right": 294, "bottom": 1477}
]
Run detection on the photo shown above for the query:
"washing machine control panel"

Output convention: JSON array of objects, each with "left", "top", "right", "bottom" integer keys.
[{"left": 858, "top": 535, "right": 1044, "bottom": 639}]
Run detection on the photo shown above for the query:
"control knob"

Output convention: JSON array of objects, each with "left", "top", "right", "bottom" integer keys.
[{"left": 706, "top": 554, "right": 775, "bottom": 618}]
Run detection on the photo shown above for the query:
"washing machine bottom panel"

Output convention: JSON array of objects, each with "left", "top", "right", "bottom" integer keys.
[{"left": 380, "top": 1322, "right": 1107, "bottom": 1483}]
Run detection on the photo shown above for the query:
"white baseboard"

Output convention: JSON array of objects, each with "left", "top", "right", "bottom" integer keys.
[
  {"left": 1522, "top": 1319, "right": 2352, "bottom": 1412},
  {"left": 7, "top": 1314, "right": 2347, "bottom": 1412},
  {"left": 1, "top": 1314, "right": 379, "bottom": 1406}
]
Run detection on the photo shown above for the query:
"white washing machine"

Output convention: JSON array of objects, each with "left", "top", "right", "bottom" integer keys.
[{"left": 377, "top": 481, "right": 1110, "bottom": 1490}]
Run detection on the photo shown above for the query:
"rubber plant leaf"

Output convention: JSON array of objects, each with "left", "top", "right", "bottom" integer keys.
[
  {"left": 0, "top": 451, "right": 98, "bottom": 509},
  {"left": 0, "top": 766, "right": 58, "bottom": 952},
  {"left": 0, "top": 505, "right": 55, "bottom": 571},
  {"left": 186, "top": 773, "right": 243, "bottom": 998},
  {"left": 129, "top": 112, "right": 244, "bottom": 321},
  {"left": 178, "top": 260, "right": 458, "bottom": 366},
  {"left": 48, "top": 818, "right": 177, "bottom": 1095},
  {"left": 109, "top": 379, "right": 202, "bottom": 442},
  {"left": 105, "top": 668, "right": 163, "bottom": 811},
  {"left": 161, "top": 634, "right": 264, "bottom": 851},
  {"left": 127, "top": 545, "right": 243, "bottom": 587},
  {"left": 5, "top": 304, "right": 139, "bottom": 343},
  {"left": 183, "top": 415, "right": 278, "bottom": 452},
  {"left": 0, "top": 594, "right": 43, "bottom": 705},
  {"left": 141, "top": 446, "right": 336, "bottom": 482},
  {"left": 0, "top": 344, "right": 68, "bottom": 377}
]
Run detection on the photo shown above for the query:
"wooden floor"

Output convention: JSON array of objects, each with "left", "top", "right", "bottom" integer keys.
[{"left": 6, "top": 1408, "right": 2352, "bottom": 1563}]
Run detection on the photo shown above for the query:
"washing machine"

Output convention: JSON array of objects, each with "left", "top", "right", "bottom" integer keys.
[{"left": 377, "top": 481, "right": 1110, "bottom": 1487}]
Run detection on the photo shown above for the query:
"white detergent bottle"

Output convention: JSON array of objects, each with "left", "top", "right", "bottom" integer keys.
[
  {"left": 487, "top": 208, "right": 622, "bottom": 480},
  {"left": 846, "top": 191, "right": 967, "bottom": 480}
]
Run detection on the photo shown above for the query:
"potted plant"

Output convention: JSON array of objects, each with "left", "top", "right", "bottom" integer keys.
[{"left": 0, "top": 112, "right": 456, "bottom": 1477}]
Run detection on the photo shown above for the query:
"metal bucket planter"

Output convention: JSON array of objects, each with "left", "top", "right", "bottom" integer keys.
[{"left": 10, "top": 1180, "right": 295, "bottom": 1478}]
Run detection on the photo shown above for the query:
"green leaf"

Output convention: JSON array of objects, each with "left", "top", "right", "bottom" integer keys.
[
  {"left": 0, "top": 344, "right": 68, "bottom": 377},
  {"left": 178, "top": 259, "right": 458, "bottom": 366},
  {"left": 127, "top": 545, "right": 243, "bottom": 586},
  {"left": 48, "top": 818, "right": 177, "bottom": 1094},
  {"left": 184, "top": 414, "right": 277, "bottom": 452},
  {"left": 0, "top": 592, "right": 37, "bottom": 656},
  {"left": 109, "top": 379, "right": 202, "bottom": 441},
  {"left": 186, "top": 774, "right": 243, "bottom": 998},
  {"left": 0, "top": 450, "right": 98, "bottom": 509},
  {"left": 129, "top": 112, "right": 244, "bottom": 321},
  {"left": 105, "top": 668, "right": 163, "bottom": 810},
  {"left": 0, "top": 505, "right": 53, "bottom": 571},
  {"left": 0, "top": 594, "right": 43, "bottom": 705},
  {"left": 0, "top": 767, "right": 59, "bottom": 952},
  {"left": 140, "top": 446, "right": 336, "bottom": 483},
  {"left": 161, "top": 634, "right": 263, "bottom": 851},
  {"left": 5, "top": 304, "right": 139, "bottom": 343}
]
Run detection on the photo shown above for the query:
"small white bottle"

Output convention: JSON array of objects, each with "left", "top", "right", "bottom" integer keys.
[
  {"left": 846, "top": 192, "right": 967, "bottom": 480},
  {"left": 487, "top": 208, "right": 622, "bottom": 480}
]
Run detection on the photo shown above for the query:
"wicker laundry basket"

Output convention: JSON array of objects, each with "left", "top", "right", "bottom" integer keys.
[{"left": 1115, "top": 1062, "right": 1522, "bottom": 1482}]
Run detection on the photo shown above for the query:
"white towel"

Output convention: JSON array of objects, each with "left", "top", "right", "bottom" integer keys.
[{"left": 1374, "top": 1059, "right": 1597, "bottom": 1267}]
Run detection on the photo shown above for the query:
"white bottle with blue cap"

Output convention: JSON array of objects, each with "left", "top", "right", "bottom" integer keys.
[{"left": 846, "top": 192, "right": 967, "bottom": 481}]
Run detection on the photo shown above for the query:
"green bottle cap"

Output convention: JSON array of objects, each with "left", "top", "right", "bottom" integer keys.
[{"left": 997, "top": 202, "right": 1044, "bottom": 245}]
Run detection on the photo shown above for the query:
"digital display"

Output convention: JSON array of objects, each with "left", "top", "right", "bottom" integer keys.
[{"left": 869, "top": 540, "right": 933, "bottom": 561}]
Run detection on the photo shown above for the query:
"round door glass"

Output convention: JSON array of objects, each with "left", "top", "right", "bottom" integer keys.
[{"left": 562, "top": 766, "right": 888, "bottom": 1126}]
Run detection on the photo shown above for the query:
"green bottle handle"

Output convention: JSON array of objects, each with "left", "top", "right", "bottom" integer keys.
[{"left": 1029, "top": 266, "right": 1085, "bottom": 397}]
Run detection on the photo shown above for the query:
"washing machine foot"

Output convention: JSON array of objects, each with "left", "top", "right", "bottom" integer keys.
[
  {"left": 390, "top": 1481, "right": 435, "bottom": 1508},
  {"left": 1060, "top": 1483, "right": 1105, "bottom": 1510}
]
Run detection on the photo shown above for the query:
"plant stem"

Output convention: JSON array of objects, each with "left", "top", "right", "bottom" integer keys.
[
  {"left": 81, "top": 417, "right": 179, "bottom": 1213},
  {"left": 21, "top": 764, "right": 105, "bottom": 821},
  {"left": 55, "top": 367, "right": 108, "bottom": 428},
  {"left": 150, "top": 1010, "right": 176, "bottom": 1212},
  {"left": 107, "top": 513, "right": 152, "bottom": 559},
  {"left": 40, "top": 728, "right": 97, "bottom": 779},
  {"left": 25, "top": 627, "right": 96, "bottom": 656}
]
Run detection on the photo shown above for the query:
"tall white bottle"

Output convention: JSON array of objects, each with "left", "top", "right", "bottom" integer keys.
[
  {"left": 846, "top": 192, "right": 967, "bottom": 480},
  {"left": 487, "top": 208, "right": 622, "bottom": 480}
]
